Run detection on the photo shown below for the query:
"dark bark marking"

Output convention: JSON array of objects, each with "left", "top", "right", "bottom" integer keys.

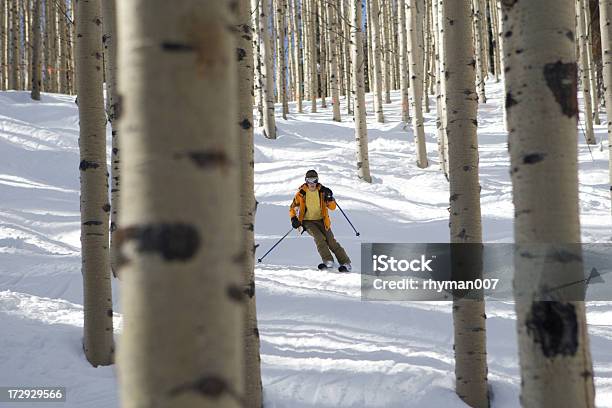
[
  {"left": 102, "top": 203, "right": 111, "bottom": 212},
  {"left": 107, "top": 309, "right": 113, "bottom": 317},
  {"left": 244, "top": 280, "right": 255, "bottom": 298},
  {"left": 505, "top": 92, "right": 518, "bottom": 108},
  {"left": 227, "top": 285, "right": 245, "bottom": 302},
  {"left": 236, "top": 47, "right": 247, "bottom": 61},
  {"left": 523, "top": 153, "right": 546, "bottom": 164},
  {"left": 547, "top": 249, "right": 582, "bottom": 263},
  {"left": 170, "top": 376, "right": 236, "bottom": 400},
  {"left": 543, "top": 61, "right": 578, "bottom": 118},
  {"left": 118, "top": 223, "right": 200, "bottom": 261},
  {"left": 526, "top": 302, "right": 578, "bottom": 358},
  {"left": 83, "top": 220, "right": 103, "bottom": 226},
  {"left": 450, "top": 193, "right": 460, "bottom": 201},
  {"left": 161, "top": 42, "right": 195, "bottom": 52},
  {"left": 240, "top": 118, "right": 252, "bottom": 129},
  {"left": 79, "top": 160, "right": 100, "bottom": 171},
  {"left": 253, "top": 327, "right": 260, "bottom": 338},
  {"left": 182, "top": 151, "right": 230, "bottom": 169}
]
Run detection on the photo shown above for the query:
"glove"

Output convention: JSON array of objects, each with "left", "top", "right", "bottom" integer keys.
[
  {"left": 291, "top": 216, "right": 301, "bottom": 229},
  {"left": 320, "top": 186, "right": 334, "bottom": 201}
]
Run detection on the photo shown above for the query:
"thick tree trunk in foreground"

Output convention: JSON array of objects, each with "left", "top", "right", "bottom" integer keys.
[
  {"left": 444, "top": 1, "right": 488, "bottom": 407},
  {"left": 351, "top": 0, "right": 371, "bottom": 183},
  {"left": 501, "top": 1, "right": 596, "bottom": 406},
  {"left": 116, "top": 1, "right": 244, "bottom": 407},
  {"left": 75, "top": 0, "right": 114, "bottom": 367}
]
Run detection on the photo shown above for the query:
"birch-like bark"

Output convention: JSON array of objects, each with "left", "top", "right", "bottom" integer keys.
[
  {"left": 319, "top": 0, "right": 327, "bottom": 108},
  {"left": 351, "top": 0, "right": 371, "bottom": 183},
  {"left": 292, "top": 0, "right": 303, "bottom": 112},
  {"left": 326, "top": 0, "right": 341, "bottom": 121},
  {"left": 276, "top": 0, "right": 288, "bottom": 118},
  {"left": 49, "top": 0, "right": 57, "bottom": 92},
  {"left": 101, "top": 0, "right": 120, "bottom": 276},
  {"left": 582, "top": 0, "right": 600, "bottom": 125},
  {"left": 501, "top": 1, "right": 596, "bottom": 406},
  {"left": 342, "top": 0, "right": 352, "bottom": 114},
  {"left": 75, "top": 0, "right": 114, "bottom": 367},
  {"left": 116, "top": 1, "right": 244, "bottom": 407},
  {"left": 436, "top": 0, "right": 448, "bottom": 177},
  {"left": 58, "top": 0, "right": 68, "bottom": 94},
  {"left": 251, "top": 0, "right": 264, "bottom": 126},
  {"left": 307, "top": 0, "right": 317, "bottom": 112},
  {"left": 472, "top": 0, "right": 487, "bottom": 103},
  {"left": 577, "top": 0, "right": 596, "bottom": 144},
  {"left": 408, "top": 0, "right": 428, "bottom": 168},
  {"left": 600, "top": 0, "right": 612, "bottom": 214},
  {"left": 236, "top": 0, "right": 263, "bottom": 404},
  {"left": 444, "top": 1, "right": 488, "bottom": 406},
  {"left": 370, "top": 0, "right": 385, "bottom": 122},
  {"left": 261, "top": 0, "right": 277, "bottom": 138},
  {"left": 30, "top": 0, "right": 41, "bottom": 100},
  {"left": 399, "top": 0, "right": 410, "bottom": 123},
  {"left": 382, "top": 0, "right": 391, "bottom": 103}
]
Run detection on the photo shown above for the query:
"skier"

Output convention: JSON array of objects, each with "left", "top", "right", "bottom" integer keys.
[{"left": 289, "top": 170, "right": 352, "bottom": 272}]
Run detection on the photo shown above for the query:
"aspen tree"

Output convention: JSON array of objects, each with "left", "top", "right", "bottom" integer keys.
[
  {"left": 251, "top": 0, "right": 264, "bottom": 126},
  {"left": 351, "top": 0, "right": 371, "bottom": 183},
  {"left": 326, "top": 0, "right": 341, "bottom": 122},
  {"left": 434, "top": 0, "right": 448, "bottom": 177},
  {"left": 408, "top": 0, "right": 428, "bottom": 168},
  {"left": 117, "top": 1, "right": 244, "bottom": 407},
  {"left": 600, "top": 0, "right": 612, "bottom": 213},
  {"left": 472, "top": 0, "right": 486, "bottom": 103},
  {"left": 292, "top": 0, "right": 303, "bottom": 112},
  {"left": 75, "top": 0, "right": 114, "bottom": 367},
  {"left": 307, "top": 0, "right": 317, "bottom": 112},
  {"left": 58, "top": 0, "right": 68, "bottom": 94},
  {"left": 444, "top": 1, "right": 488, "bottom": 406},
  {"left": 319, "top": 0, "right": 327, "bottom": 108},
  {"left": 342, "top": 0, "right": 352, "bottom": 115},
  {"left": 1, "top": 1, "right": 5, "bottom": 90},
  {"left": 399, "top": 0, "right": 410, "bottom": 123},
  {"left": 9, "top": 0, "right": 18, "bottom": 89},
  {"left": 582, "top": 0, "right": 600, "bottom": 124},
  {"left": 501, "top": 1, "right": 596, "bottom": 406},
  {"left": 365, "top": 0, "right": 374, "bottom": 93},
  {"left": 370, "top": 0, "right": 385, "bottom": 122},
  {"left": 31, "top": 0, "right": 41, "bottom": 100},
  {"left": 102, "top": 0, "right": 120, "bottom": 276},
  {"left": 382, "top": 0, "right": 391, "bottom": 103},
  {"left": 261, "top": 0, "right": 277, "bottom": 138},
  {"left": 577, "top": 0, "right": 596, "bottom": 144},
  {"left": 276, "top": 0, "right": 288, "bottom": 119},
  {"left": 236, "top": 0, "right": 263, "bottom": 404}
]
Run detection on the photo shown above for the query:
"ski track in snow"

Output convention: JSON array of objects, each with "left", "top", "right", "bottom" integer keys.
[{"left": 0, "top": 82, "right": 612, "bottom": 407}]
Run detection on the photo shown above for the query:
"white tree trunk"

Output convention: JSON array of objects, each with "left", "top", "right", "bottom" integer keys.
[
  {"left": 261, "top": 0, "right": 277, "bottom": 138},
  {"left": 444, "top": 1, "right": 488, "bottom": 407},
  {"left": 501, "top": 1, "right": 596, "bottom": 406},
  {"left": 276, "top": 0, "right": 289, "bottom": 118},
  {"left": 435, "top": 0, "right": 448, "bottom": 178},
  {"left": 472, "top": 0, "right": 487, "bottom": 103},
  {"left": 408, "top": 0, "right": 428, "bottom": 168},
  {"left": 116, "top": 1, "right": 245, "bottom": 407},
  {"left": 600, "top": 0, "right": 612, "bottom": 214},
  {"left": 101, "top": 0, "right": 120, "bottom": 277},
  {"left": 236, "top": 0, "right": 263, "bottom": 404},
  {"left": 382, "top": 0, "right": 391, "bottom": 103},
  {"left": 251, "top": 0, "right": 265, "bottom": 126},
  {"left": 399, "top": 0, "right": 410, "bottom": 123},
  {"left": 577, "top": 0, "right": 596, "bottom": 144},
  {"left": 326, "top": 0, "right": 341, "bottom": 122},
  {"left": 75, "top": 0, "right": 114, "bottom": 367},
  {"left": 351, "top": 0, "right": 371, "bottom": 183},
  {"left": 370, "top": 0, "right": 385, "bottom": 122}
]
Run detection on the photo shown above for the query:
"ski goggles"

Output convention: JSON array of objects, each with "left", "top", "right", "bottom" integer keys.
[{"left": 305, "top": 177, "right": 318, "bottom": 185}]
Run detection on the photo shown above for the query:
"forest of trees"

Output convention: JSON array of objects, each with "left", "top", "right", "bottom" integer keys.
[{"left": 2, "top": 0, "right": 611, "bottom": 406}]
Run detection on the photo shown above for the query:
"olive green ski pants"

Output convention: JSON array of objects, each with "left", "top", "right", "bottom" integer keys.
[{"left": 302, "top": 219, "right": 351, "bottom": 265}]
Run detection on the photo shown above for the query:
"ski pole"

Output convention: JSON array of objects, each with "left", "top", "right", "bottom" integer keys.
[
  {"left": 257, "top": 227, "right": 294, "bottom": 263},
  {"left": 335, "top": 201, "right": 360, "bottom": 236}
]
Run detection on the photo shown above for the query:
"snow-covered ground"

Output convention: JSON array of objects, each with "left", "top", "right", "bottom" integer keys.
[{"left": 1, "top": 80, "right": 611, "bottom": 407}]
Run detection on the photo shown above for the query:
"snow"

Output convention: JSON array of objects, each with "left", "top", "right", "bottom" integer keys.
[{"left": 1, "top": 80, "right": 612, "bottom": 407}]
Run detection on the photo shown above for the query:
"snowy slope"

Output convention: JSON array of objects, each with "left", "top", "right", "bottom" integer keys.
[{"left": 0, "top": 80, "right": 611, "bottom": 407}]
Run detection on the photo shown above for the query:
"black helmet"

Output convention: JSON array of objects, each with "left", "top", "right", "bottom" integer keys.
[{"left": 305, "top": 169, "right": 319, "bottom": 184}]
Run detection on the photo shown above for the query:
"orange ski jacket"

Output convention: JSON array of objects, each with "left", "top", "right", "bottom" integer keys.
[{"left": 289, "top": 183, "right": 336, "bottom": 230}]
